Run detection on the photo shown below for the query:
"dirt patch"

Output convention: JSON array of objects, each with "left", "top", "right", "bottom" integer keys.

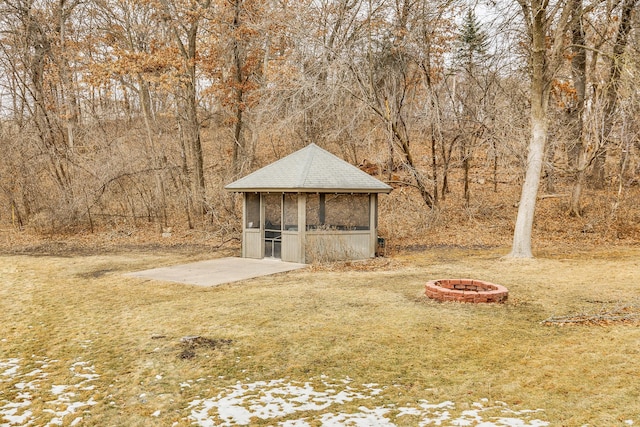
[
  {"left": 77, "top": 268, "right": 119, "bottom": 279},
  {"left": 178, "top": 336, "right": 233, "bottom": 360}
]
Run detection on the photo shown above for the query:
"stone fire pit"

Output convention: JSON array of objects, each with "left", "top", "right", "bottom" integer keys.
[{"left": 425, "top": 279, "right": 508, "bottom": 303}]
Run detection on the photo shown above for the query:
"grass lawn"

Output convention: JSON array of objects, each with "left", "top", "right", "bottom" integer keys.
[{"left": 1, "top": 246, "right": 639, "bottom": 426}]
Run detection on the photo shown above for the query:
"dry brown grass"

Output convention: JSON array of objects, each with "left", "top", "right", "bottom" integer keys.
[{"left": 1, "top": 245, "right": 639, "bottom": 425}]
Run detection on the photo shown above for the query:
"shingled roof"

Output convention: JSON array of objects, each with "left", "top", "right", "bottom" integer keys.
[{"left": 225, "top": 143, "right": 392, "bottom": 193}]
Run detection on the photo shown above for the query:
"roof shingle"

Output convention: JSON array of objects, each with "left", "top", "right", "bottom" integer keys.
[{"left": 225, "top": 143, "right": 392, "bottom": 193}]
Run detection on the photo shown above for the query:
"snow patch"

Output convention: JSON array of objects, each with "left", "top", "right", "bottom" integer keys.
[
  {"left": 187, "top": 378, "right": 550, "bottom": 426},
  {"left": 0, "top": 357, "right": 100, "bottom": 426}
]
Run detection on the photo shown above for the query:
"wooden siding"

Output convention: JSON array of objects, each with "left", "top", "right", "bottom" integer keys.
[
  {"left": 243, "top": 229, "right": 262, "bottom": 259},
  {"left": 305, "top": 231, "right": 372, "bottom": 263},
  {"left": 281, "top": 231, "right": 302, "bottom": 263}
]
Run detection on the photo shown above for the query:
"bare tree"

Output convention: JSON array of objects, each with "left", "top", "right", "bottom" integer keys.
[
  {"left": 508, "top": 0, "right": 576, "bottom": 258},
  {"left": 204, "top": 0, "right": 271, "bottom": 176},
  {"left": 587, "top": 0, "right": 638, "bottom": 188},
  {"left": 90, "top": 0, "right": 174, "bottom": 227},
  {"left": 567, "top": 0, "right": 587, "bottom": 216},
  {"left": 450, "top": 8, "right": 492, "bottom": 207},
  {"left": 564, "top": 0, "right": 638, "bottom": 215},
  {"left": 345, "top": 0, "right": 459, "bottom": 208},
  {"left": 0, "top": 0, "right": 83, "bottom": 219},
  {"left": 156, "top": 0, "right": 211, "bottom": 219}
]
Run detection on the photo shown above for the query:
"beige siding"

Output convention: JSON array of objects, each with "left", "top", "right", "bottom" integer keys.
[
  {"left": 243, "top": 229, "right": 262, "bottom": 259},
  {"left": 281, "top": 232, "right": 302, "bottom": 263},
  {"left": 305, "top": 231, "right": 371, "bottom": 263}
]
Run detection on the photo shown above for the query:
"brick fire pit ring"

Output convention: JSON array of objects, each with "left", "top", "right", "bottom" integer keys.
[{"left": 425, "top": 279, "right": 508, "bottom": 303}]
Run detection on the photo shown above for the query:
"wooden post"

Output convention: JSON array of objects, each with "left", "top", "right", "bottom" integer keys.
[
  {"left": 369, "top": 193, "right": 377, "bottom": 258},
  {"left": 260, "top": 193, "right": 265, "bottom": 258},
  {"left": 242, "top": 193, "right": 247, "bottom": 258},
  {"left": 298, "top": 193, "right": 306, "bottom": 263}
]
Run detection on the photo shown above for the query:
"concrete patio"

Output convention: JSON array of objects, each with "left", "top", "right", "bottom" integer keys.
[{"left": 125, "top": 257, "right": 307, "bottom": 287}]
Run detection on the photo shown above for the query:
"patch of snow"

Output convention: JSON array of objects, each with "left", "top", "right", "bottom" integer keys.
[
  {"left": 0, "top": 357, "right": 100, "bottom": 427},
  {"left": 189, "top": 379, "right": 379, "bottom": 426},
  {"left": 51, "top": 385, "right": 67, "bottom": 395},
  {"left": 319, "top": 406, "right": 395, "bottom": 426},
  {"left": 24, "top": 369, "right": 43, "bottom": 377},
  {"left": 396, "top": 406, "right": 422, "bottom": 417},
  {"left": 0, "top": 359, "right": 20, "bottom": 377},
  {"left": 187, "top": 378, "right": 550, "bottom": 427},
  {"left": 1, "top": 408, "right": 33, "bottom": 425}
]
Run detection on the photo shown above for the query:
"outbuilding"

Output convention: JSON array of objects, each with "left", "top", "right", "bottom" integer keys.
[{"left": 225, "top": 144, "right": 392, "bottom": 263}]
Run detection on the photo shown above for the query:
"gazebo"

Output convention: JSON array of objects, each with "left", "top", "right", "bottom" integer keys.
[{"left": 225, "top": 144, "right": 392, "bottom": 263}]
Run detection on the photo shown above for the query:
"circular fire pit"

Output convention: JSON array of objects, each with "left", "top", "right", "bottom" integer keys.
[{"left": 425, "top": 279, "right": 508, "bottom": 303}]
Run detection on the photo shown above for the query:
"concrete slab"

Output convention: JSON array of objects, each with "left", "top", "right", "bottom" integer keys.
[{"left": 125, "top": 257, "right": 307, "bottom": 287}]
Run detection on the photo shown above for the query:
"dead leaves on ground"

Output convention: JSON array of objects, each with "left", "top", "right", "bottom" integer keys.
[{"left": 541, "top": 303, "right": 640, "bottom": 326}]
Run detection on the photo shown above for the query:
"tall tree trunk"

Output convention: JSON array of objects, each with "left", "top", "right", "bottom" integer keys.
[
  {"left": 544, "top": 141, "right": 555, "bottom": 193},
  {"left": 138, "top": 75, "right": 169, "bottom": 228},
  {"left": 231, "top": 0, "right": 246, "bottom": 175},
  {"left": 185, "top": 77, "right": 206, "bottom": 216},
  {"left": 186, "top": 24, "right": 206, "bottom": 216},
  {"left": 509, "top": 0, "right": 562, "bottom": 258},
  {"left": 431, "top": 125, "right": 439, "bottom": 203},
  {"left": 588, "top": 0, "right": 637, "bottom": 188},
  {"left": 56, "top": 0, "right": 79, "bottom": 150},
  {"left": 568, "top": 0, "right": 587, "bottom": 216},
  {"left": 25, "top": 6, "right": 75, "bottom": 212},
  {"left": 492, "top": 138, "right": 498, "bottom": 192},
  {"left": 567, "top": 0, "right": 586, "bottom": 169},
  {"left": 509, "top": 0, "right": 575, "bottom": 257},
  {"left": 462, "top": 137, "right": 471, "bottom": 207},
  {"left": 391, "top": 118, "right": 434, "bottom": 208},
  {"left": 421, "top": 44, "right": 440, "bottom": 206},
  {"left": 159, "top": 0, "right": 209, "bottom": 218},
  {"left": 510, "top": 105, "right": 547, "bottom": 258}
]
